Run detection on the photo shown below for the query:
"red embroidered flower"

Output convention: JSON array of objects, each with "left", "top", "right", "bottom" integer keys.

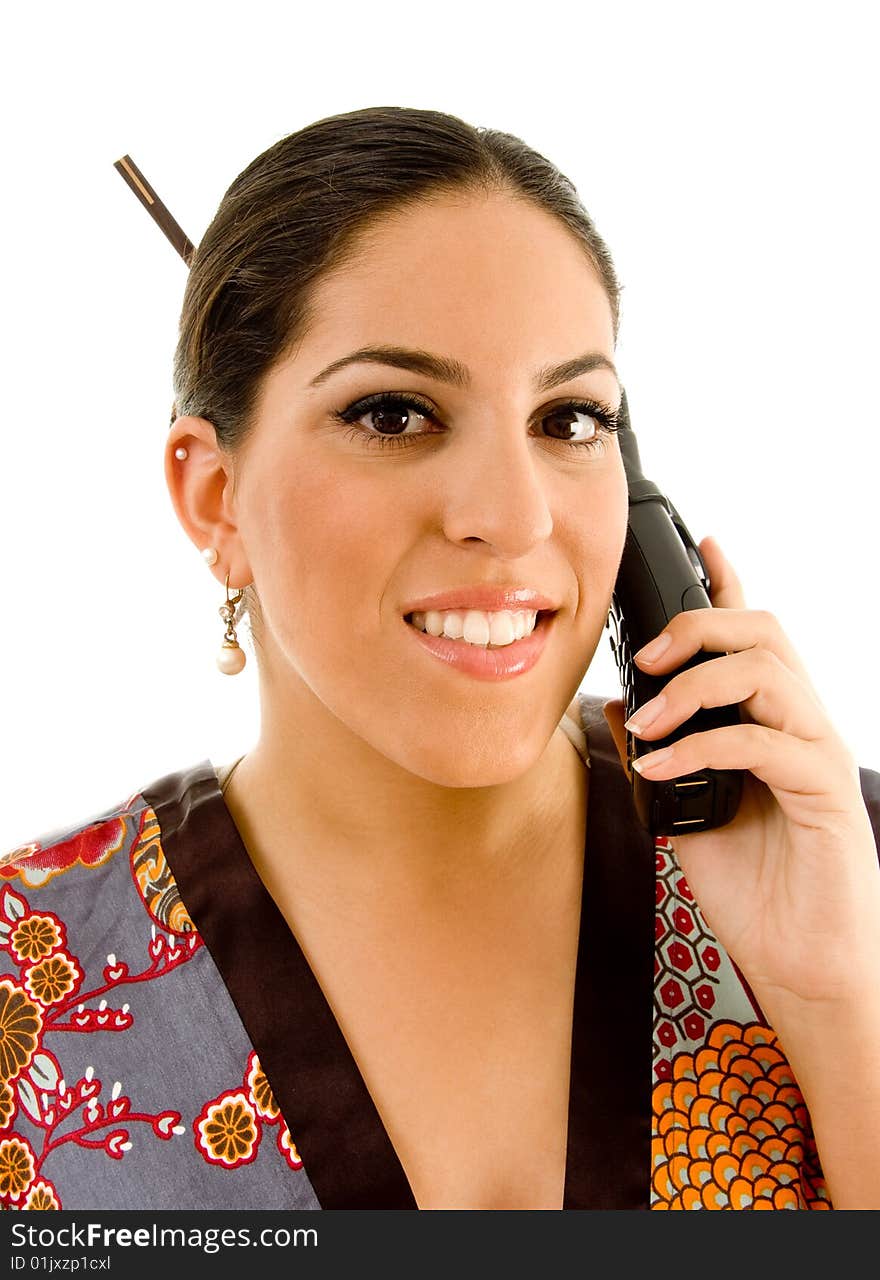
[
  {"left": 0, "top": 1137, "right": 35, "bottom": 1201},
  {"left": 195, "top": 1092, "right": 261, "bottom": 1169},
  {"left": 0, "top": 980, "right": 42, "bottom": 1083},
  {"left": 2, "top": 817, "right": 127, "bottom": 889},
  {"left": 24, "top": 1179, "right": 60, "bottom": 1210},
  {"left": 247, "top": 1052, "right": 280, "bottom": 1121},
  {"left": 277, "top": 1124, "right": 304, "bottom": 1171},
  {"left": 10, "top": 914, "right": 62, "bottom": 963},
  {"left": 24, "top": 954, "right": 81, "bottom": 1006},
  {"left": 0, "top": 843, "right": 39, "bottom": 871},
  {"left": 0, "top": 1082, "right": 15, "bottom": 1127}
]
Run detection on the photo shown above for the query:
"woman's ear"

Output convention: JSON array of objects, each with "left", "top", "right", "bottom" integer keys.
[{"left": 164, "top": 416, "right": 253, "bottom": 587}]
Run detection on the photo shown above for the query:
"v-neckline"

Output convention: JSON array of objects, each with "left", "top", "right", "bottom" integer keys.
[{"left": 140, "top": 697, "right": 655, "bottom": 1209}]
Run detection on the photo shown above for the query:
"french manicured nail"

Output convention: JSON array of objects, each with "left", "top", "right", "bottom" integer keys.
[
  {"left": 632, "top": 746, "right": 675, "bottom": 774},
  {"left": 634, "top": 631, "right": 672, "bottom": 664},
  {"left": 624, "top": 693, "right": 666, "bottom": 735}
]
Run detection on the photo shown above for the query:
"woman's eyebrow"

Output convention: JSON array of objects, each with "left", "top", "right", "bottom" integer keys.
[{"left": 307, "top": 345, "right": 620, "bottom": 392}]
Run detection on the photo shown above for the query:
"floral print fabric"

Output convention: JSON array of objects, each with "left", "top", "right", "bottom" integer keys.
[{"left": 0, "top": 795, "right": 319, "bottom": 1211}]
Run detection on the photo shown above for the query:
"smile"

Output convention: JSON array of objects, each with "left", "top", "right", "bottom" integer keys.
[
  {"left": 403, "top": 610, "right": 557, "bottom": 681},
  {"left": 406, "top": 607, "right": 545, "bottom": 647}
]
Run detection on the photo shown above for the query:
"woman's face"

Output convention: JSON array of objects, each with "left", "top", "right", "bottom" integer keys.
[{"left": 203, "top": 192, "right": 628, "bottom": 787}]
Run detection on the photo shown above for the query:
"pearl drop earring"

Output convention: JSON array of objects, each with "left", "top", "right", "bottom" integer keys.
[
  {"left": 217, "top": 573, "right": 246, "bottom": 675},
  {"left": 174, "top": 446, "right": 188, "bottom": 460},
  {"left": 201, "top": 547, "right": 218, "bottom": 567}
]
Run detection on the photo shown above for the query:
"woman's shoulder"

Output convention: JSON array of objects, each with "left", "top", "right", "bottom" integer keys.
[
  {"left": 0, "top": 761, "right": 314, "bottom": 1211},
  {"left": 565, "top": 688, "right": 625, "bottom": 768},
  {"left": 1, "top": 781, "right": 155, "bottom": 897},
  {"left": 0, "top": 760, "right": 222, "bottom": 938},
  {"left": 0, "top": 763, "right": 210, "bottom": 1110}
]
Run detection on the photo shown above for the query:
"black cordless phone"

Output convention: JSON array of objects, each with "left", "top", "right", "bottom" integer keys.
[{"left": 606, "top": 388, "right": 744, "bottom": 837}]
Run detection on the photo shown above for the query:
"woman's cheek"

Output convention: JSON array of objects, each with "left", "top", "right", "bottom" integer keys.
[
  {"left": 257, "top": 469, "right": 395, "bottom": 633},
  {"left": 568, "top": 470, "right": 628, "bottom": 604}
]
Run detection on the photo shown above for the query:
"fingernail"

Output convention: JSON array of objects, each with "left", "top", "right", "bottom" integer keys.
[
  {"left": 632, "top": 746, "right": 675, "bottom": 774},
  {"left": 634, "top": 632, "right": 672, "bottom": 664},
  {"left": 624, "top": 692, "right": 666, "bottom": 735}
]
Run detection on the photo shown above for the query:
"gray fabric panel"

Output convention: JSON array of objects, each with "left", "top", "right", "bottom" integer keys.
[{"left": 2, "top": 803, "right": 321, "bottom": 1210}]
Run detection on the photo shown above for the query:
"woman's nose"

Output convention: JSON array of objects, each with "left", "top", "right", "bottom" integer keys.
[{"left": 439, "top": 426, "right": 554, "bottom": 556}]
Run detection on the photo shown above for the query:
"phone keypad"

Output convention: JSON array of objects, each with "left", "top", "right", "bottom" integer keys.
[
  {"left": 607, "top": 603, "right": 638, "bottom": 772},
  {"left": 606, "top": 605, "right": 634, "bottom": 709}
]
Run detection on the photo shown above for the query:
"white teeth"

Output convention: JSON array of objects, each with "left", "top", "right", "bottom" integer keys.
[{"left": 408, "top": 608, "right": 540, "bottom": 647}]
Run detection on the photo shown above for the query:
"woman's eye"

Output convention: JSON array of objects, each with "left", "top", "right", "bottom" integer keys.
[
  {"left": 331, "top": 392, "right": 619, "bottom": 453},
  {"left": 332, "top": 394, "right": 436, "bottom": 442},
  {"left": 541, "top": 404, "right": 600, "bottom": 445},
  {"left": 363, "top": 401, "right": 430, "bottom": 436}
]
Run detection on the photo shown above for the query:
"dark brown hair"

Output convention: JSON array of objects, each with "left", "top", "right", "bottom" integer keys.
[{"left": 171, "top": 105, "right": 624, "bottom": 650}]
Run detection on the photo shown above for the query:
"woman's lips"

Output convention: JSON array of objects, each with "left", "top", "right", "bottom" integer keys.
[{"left": 403, "top": 611, "right": 556, "bottom": 681}]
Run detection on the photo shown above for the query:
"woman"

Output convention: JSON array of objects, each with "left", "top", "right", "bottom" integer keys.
[{"left": 2, "top": 106, "right": 879, "bottom": 1212}]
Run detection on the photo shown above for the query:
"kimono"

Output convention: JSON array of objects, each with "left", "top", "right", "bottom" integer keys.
[{"left": 1, "top": 691, "right": 878, "bottom": 1211}]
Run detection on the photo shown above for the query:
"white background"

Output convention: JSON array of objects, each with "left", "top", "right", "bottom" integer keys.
[{"left": 2, "top": 0, "right": 877, "bottom": 851}]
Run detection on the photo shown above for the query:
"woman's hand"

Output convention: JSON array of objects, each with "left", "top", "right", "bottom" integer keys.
[{"left": 602, "top": 536, "right": 880, "bottom": 1013}]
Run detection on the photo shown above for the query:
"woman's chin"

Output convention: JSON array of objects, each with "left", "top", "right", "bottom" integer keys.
[{"left": 393, "top": 733, "right": 547, "bottom": 790}]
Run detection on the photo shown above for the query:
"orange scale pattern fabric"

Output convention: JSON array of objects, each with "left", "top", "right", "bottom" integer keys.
[{"left": 651, "top": 1019, "right": 830, "bottom": 1209}]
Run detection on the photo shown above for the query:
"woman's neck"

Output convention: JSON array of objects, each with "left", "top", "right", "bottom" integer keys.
[{"left": 220, "top": 704, "right": 587, "bottom": 920}]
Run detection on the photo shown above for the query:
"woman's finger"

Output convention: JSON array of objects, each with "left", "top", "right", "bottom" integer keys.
[
  {"left": 631, "top": 721, "right": 864, "bottom": 834},
  {"left": 626, "top": 645, "right": 832, "bottom": 746},
  {"left": 634, "top": 604, "right": 823, "bottom": 708},
  {"left": 699, "top": 536, "right": 747, "bottom": 611}
]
